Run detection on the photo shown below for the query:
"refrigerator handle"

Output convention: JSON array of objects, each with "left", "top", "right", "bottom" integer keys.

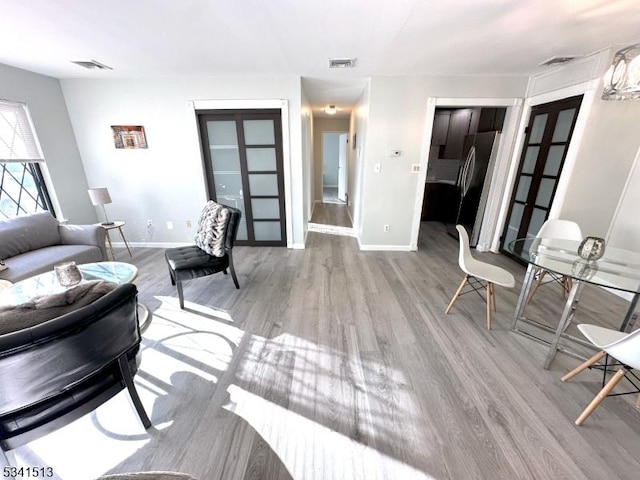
[
  {"left": 462, "top": 146, "right": 475, "bottom": 196},
  {"left": 460, "top": 148, "right": 471, "bottom": 192}
]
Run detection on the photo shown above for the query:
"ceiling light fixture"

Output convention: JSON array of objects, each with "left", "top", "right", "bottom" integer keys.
[
  {"left": 602, "top": 43, "right": 640, "bottom": 100},
  {"left": 71, "top": 60, "right": 113, "bottom": 70},
  {"left": 324, "top": 105, "right": 338, "bottom": 115}
]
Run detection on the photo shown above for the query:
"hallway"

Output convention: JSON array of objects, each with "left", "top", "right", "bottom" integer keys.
[{"left": 308, "top": 202, "right": 354, "bottom": 237}]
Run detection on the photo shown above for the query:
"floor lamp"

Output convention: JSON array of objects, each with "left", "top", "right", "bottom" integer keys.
[{"left": 88, "top": 187, "right": 114, "bottom": 225}]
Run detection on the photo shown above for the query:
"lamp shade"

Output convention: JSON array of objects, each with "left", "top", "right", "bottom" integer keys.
[{"left": 88, "top": 187, "right": 112, "bottom": 206}]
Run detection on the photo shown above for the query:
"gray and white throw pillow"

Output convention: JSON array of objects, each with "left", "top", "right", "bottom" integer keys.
[{"left": 194, "top": 201, "right": 230, "bottom": 258}]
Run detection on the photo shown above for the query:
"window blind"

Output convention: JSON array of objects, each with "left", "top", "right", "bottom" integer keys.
[{"left": 0, "top": 99, "right": 44, "bottom": 162}]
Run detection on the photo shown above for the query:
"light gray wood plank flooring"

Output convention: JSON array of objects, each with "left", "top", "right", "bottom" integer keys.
[
  {"left": 310, "top": 202, "right": 352, "bottom": 228},
  {"left": 10, "top": 222, "right": 640, "bottom": 479}
]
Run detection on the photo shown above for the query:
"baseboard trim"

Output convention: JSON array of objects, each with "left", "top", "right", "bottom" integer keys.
[{"left": 112, "top": 241, "right": 190, "bottom": 249}]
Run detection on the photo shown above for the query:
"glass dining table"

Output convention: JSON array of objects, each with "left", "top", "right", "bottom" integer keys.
[
  {"left": 0, "top": 261, "right": 152, "bottom": 333},
  {"left": 508, "top": 238, "right": 640, "bottom": 369}
]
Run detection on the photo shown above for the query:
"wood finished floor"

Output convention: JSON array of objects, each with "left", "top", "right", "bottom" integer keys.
[
  {"left": 10, "top": 222, "right": 640, "bottom": 479},
  {"left": 310, "top": 202, "right": 352, "bottom": 228}
]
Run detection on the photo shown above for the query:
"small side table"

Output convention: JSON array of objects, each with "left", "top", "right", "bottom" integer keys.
[{"left": 98, "top": 221, "right": 132, "bottom": 260}]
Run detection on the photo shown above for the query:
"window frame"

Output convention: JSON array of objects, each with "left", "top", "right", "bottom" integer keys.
[{"left": 0, "top": 99, "right": 54, "bottom": 219}]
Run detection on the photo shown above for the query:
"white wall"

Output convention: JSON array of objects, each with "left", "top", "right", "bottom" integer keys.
[
  {"left": 359, "top": 75, "right": 528, "bottom": 249},
  {"left": 60, "top": 76, "right": 304, "bottom": 247},
  {"left": 301, "top": 88, "right": 313, "bottom": 232},
  {"left": 558, "top": 95, "right": 640, "bottom": 237},
  {"left": 322, "top": 133, "right": 340, "bottom": 186},
  {"left": 0, "top": 64, "right": 96, "bottom": 223},
  {"left": 608, "top": 147, "right": 640, "bottom": 250},
  {"left": 350, "top": 83, "right": 370, "bottom": 237}
]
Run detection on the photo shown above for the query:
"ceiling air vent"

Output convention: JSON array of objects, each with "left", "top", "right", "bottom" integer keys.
[
  {"left": 71, "top": 60, "right": 113, "bottom": 70},
  {"left": 538, "top": 56, "right": 580, "bottom": 67},
  {"left": 329, "top": 58, "right": 356, "bottom": 69}
]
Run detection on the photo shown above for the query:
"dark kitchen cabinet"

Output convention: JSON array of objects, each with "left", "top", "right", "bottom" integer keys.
[
  {"left": 431, "top": 111, "right": 450, "bottom": 145},
  {"left": 442, "top": 109, "right": 474, "bottom": 159},
  {"left": 477, "top": 108, "right": 506, "bottom": 132},
  {"left": 433, "top": 107, "right": 506, "bottom": 161}
]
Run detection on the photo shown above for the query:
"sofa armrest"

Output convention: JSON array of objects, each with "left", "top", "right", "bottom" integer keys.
[{"left": 59, "top": 224, "right": 108, "bottom": 260}]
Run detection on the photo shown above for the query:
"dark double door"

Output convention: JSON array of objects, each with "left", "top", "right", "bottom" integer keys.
[
  {"left": 198, "top": 110, "right": 286, "bottom": 246},
  {"left": 501, "top": 95, "right": 582, "bottom": 257}
]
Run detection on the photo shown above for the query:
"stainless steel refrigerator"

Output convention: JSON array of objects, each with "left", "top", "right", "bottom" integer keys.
[{"left": 446, "top": 131, "right": 501, "bottom": 246}]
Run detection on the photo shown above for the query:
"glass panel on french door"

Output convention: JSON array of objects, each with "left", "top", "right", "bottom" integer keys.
[
  {"left": 535, "top": 178, "right": 556, "bottom": 208},
  {"left": 251, "top": 198, "right": 280, "bottom": 219},
  {"left": 249, "top": 174, "right": 278, "bottom": 196},
  {"left": 527, "top": 208, "right": 547, "bottom": 238},
  {"left": 504, "top": 203, "right": 524, "bottom": 247},
  {"left": 552, "top": 109, "right": 577, "bottom": 142},
  {"left": 543, "top": 146, "right": 565, "bottom": 176},
  {"left": 529, "top": 114, "right": 548, "bottom": 143},
  {"left": 207, "top": 120, "right": 238, "bottom": 146},
  {"left": 244, "top": 120, "right": 275, "bottom": 145},
  {"left": 515, "top": 176, "right": 531, "bottom": 202},
  {"left": 246, "top": 148, "right": 277, "bottom": 171},
  {"left": 522, "top": 147, "right": 539, "bottom": 174},
  {"left": 206, "top": 120, "right": 247, "bottom": 240},
  {"left": 254, "top": 221, "right": 281, "bottom": 241}
]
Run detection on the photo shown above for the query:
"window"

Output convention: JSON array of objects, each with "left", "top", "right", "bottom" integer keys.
[{"left": 0, "top": 99, "right": 53, "bottom": 219}]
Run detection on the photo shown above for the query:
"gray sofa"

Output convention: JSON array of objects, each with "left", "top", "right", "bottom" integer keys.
[{"left": 0, "top": 212, "right": 107, "bottom": 283}]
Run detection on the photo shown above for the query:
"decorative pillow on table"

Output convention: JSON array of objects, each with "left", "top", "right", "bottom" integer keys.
[
  {"left": 194, "top": 200, "right": 230, "bottom": 258},
  {"left": 0, "top": 280, "right": 118, "bottom": 335}
]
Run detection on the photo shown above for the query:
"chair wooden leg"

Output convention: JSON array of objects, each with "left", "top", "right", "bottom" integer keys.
[
  {"left": 445, "top": 275, "right": 468, "bottom": 314},
  {"left": 561, "top": 350, "right": 607, "bottom": 382},
  {"left": 575, "top": 367, "right": 628, "bottom": 426},
  {"left": 492, "top": 284, "right": 496, "bottom": 309},
  {"left": 636, "top": 394, "right": 640, "bottom": 408},
  {"left": 526, "top": 270, "right": 545, "bottom": 304},
  {"left": 228, "top": 251, "right": 240, "bottom": 289},
  {"left": 118, "top": 355, "right": 152, "bottom": 429},
  {"left": 562, "top": 276, "right": 572, "bottom": 299},
  {"left": 486, "top": 282, "right": 493, "bottom": 330},
  {"left": 176, "top": 280, "right": 185, "bottom": 309}
]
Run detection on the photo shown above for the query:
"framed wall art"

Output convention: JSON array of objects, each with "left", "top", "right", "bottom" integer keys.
[{"left": 111, "top": 125, "right": 148, "bottom": 149}]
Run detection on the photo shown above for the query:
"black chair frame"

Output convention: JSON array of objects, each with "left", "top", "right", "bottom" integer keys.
[{"left": 165, "top": 204, "right": 241, "bottom": 309}]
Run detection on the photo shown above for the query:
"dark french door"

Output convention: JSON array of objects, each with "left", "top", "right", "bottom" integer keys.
[
  {"left": 198, "top": 110, "right": 286, "bottom": 246},
  {"left": 501, "top": 95, "right": 582, "bottom": 257}
]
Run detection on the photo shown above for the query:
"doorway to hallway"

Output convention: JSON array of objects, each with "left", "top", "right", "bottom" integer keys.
[{"left": 322, "top": 131, "right": 348, "bottom": 204}]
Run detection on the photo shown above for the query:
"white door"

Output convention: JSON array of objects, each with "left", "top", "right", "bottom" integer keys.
[{"left": 338, "top": 133, "right": 348, "bottom": 201}]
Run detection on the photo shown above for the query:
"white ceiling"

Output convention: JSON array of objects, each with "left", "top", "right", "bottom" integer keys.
[{"left": 2, "top": 0, "right": 639, "bottom": 117}]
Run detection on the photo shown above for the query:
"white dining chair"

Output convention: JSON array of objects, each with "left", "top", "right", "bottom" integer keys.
[
  {"left": 526, "top": 219, "right": 583, "bottom": 304},
  {"left": 445, "top": 225, "right": 515, "bottom": 330},
  {"left": 561, "top": 324, "right": 640, "bottom": 425}
]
